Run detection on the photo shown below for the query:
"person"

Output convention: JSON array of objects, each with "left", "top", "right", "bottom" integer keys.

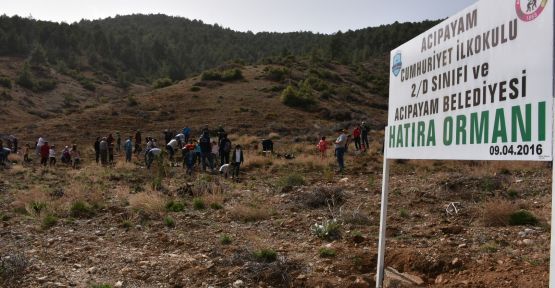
[
  {"left": 361, "top": 121, "right": 370, "bottom": 151},
  {"left": 164, "top": 129, "right": 173, "bottom": 145},
  {"left": 61, "top": 146, "right": 71, "bottom": 165},
  {"left": 353, "top": 125, "right": 362, "bottom": 151},
  {"left": 211, "top": 140, "right": 219, "bottom": 165},
  {"left": 23, "top": 144, "right": 31, "bottom": 163},
  {"left": 201, "top": 124, "right": 210, "bottom": 135},
  {"left": 262, "top": 138, "right": 274, "bottom": 154},
  {"left": 175, "top": 133, "right": 186, "bottom": 148},
  {"left": 166, "top": 138, "right": 179, "bottom": 163},
  {"left": 219, "top": 134, "right": 232, "bottom": 166},
  {"left": 124, "top": 136, "right": 133, "bottom": 162},
  {"left": 317, "top": 136, "right": 328, "bottom": 158},
  {"left": 216, "top": 125, "right": 226, "bottom": 141},
  {"left": 334, "top": 129, "right": 347, "bottom": 173},
  {"left": 135, "top": 130, "right": 142, "bottom": 155},
  {"left": 107, "top": 133, "right": 115, "bottom": 164},
  {"left": 182, "top": 127, "right": 191, "bottom": 143},
  {"left": 199, "top": 131, "right": 214, "bottom": 172},
  {"left": 94, "top": 137, "right": 100, "bottom": 164},
  {"left": 0, "top": 140, "right": 7, "bottom": 166},
  {"left": 99, "top": 137, "right": 108, "bottom": 166},
  {"left": 49, "top": 145, "right": 57, "bottom": 166},
  {"left": 182, "top": 141, "right": 196, "bottom": 175},
  {"left": 37, "top": 136, "right": 46, "bottom": 156},
  {"left": 145, "top": 147, "right": 162, "bottom": 170},
  {"left": 116, "top": 132, "right": 121, "bottom": 153},
  {"left": 10, "top": 135, "right": 17, "bottom": 154},
  {"left": 40, "top": 141, "right": 50, "bottom": 167},
  {"left": 193, "top": 140, "right": 202, "bottom": 167},
  {"left": 70, "top": 144, "right": 81, "bottom": 169},
  {"left": 232, "top": 145, "right": 244, "bottom": 180},
  {"left": 219, "top": 163, "right": 231, "bottom": 178}
]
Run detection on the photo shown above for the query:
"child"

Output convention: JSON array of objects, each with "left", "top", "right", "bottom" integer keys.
[
  {"left": 182, "top": 141, "right": 196, "bottom": 176},
  {"left": 71, "top": 145, "right": 81, "bottom": 169},
  {"left": 49, "top": 145, "right": 57, "bottom": 166},
  {"left": 317, "top": 136, "right": 328, "bottom": 158},
  {"left": 61, "top": 146, "right": 71, "bottom": 165},
  {"left": 23, "top": 144, "right": 31, "bottom": 163},
  {"left": 219, "top": 163, "right": 231, "bottom": 178}
]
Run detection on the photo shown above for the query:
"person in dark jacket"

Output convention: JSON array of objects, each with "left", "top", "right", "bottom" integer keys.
[
  {"left": 40, "top": 141, "right": 50, "bottom": 167},
  {"left": 219, "top": 134, "right": 232, "bottom": 166},
  {"left": 231, "top": 145, "right": 244, "bottom": 180},
  {"left": 361, "top": 121, "right": 370, "bottom": 151},
  {"left": 135, "top": 130, "right": 142, "bottom": 155},
  {"left": 107, "top": 133, "right": 115, "bottom": 164},
  {"left": 99, "top": 137, "right": 108, "bottom": 166},
  {"left": 94, "top": 137, "right": 100, "bottom": 164},
  {"left": 199, "top": 131, "right": 214, "bottom": 172}
]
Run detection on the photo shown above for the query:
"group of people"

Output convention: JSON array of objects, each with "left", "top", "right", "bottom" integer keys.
[
  {"left": 1, "top": 121, "right": 372, "bottom": 176},
  {"left": 316, "top": 121, "right": 371, "bottom": 173},
  {"left": 92, "top": 125, "right": 245, "bottom": 179}
]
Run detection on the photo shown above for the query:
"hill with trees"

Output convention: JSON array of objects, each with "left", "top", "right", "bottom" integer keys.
[{"left": 0, "top": 14, "right": 440, "bottom": 83}]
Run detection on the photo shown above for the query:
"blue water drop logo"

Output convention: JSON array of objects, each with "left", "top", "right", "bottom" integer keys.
[{"left": 392, "top": 52, "right": 402, "bottom": 77}]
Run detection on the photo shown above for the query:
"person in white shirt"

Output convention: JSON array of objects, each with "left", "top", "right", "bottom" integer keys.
[
  {"left": 49, "top": 145, "right": 57, "bottom": 166},
  {"left": 232, "top": 145, "right": 244, "bottom": 180},
  {"left": 146, "top": 147, "right": 162, "bottom": 170},
  {"left": 334, "top": 129, "right": 347, "bottom": 173},
  {"left": 166, "top": 138, "right": 179, "bottom": 162}
]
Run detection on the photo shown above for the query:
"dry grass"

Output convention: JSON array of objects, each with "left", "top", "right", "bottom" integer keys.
[
  {"left": 482, "top": 199, "right": 517, "bottom": 227},
  {"left": 229, "top": 203, "right": 273, "bottom": 222},
  {"left": 202, "top": 193, "right": 226, "bottom": 209},
  {"left": 128, "top": 190, "right": 167, "bottom": 215}
]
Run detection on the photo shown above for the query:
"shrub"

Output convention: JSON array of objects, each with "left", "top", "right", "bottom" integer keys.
[
  {"left": 0, "top": 253, "right": 28, "bottom": 284},
  {"left": 253, "top": 249, "right": 277, "bottom": 263},
  {"left": 399, "top": 208, "right": 410, "bottom": 219},
  {"left": 305, "top": 76, "right": 329, "bottom": 91},
  {"left": 319, "top": 247, "right": 336, "bottom": 258},
  {"left": 482, "top": 200, "right": 515, "bottom": 227},
  {"left": 153, "top": 77, "right": 173, "bottom": 89},
  {"left": 0, "top": 77, "right": 11, "bottom": 89},
  {"left": 210, "top": 203, "right": 223, "bottom": 210},
  {"left": 30, "top": 201, "right": 47, "bottom": 214},
  {"left": 280, "top": 83, "right": 316, "bottom": 109},
  {"left": 230, "top": 204, "right": 272, "bottom": 222},
  {"left": 193, "top": 198, "right": 206, "bottom": 210},
  {"left": 220, "top": 234, "right": 232, "bottom": 245},
  {"left": 190, "top": 86, "right": 201, "bottom": 92},
  {"left": 91, "top": 284, "right": 113, "bottom": 288},
  {"left": 311, "top": 219, "right": 341, "bottom": 241},
  {"left": 164, "top": 216, "right": 176, "bottom": 228},
  {"left": 42, "top": 214, "right": 58, "bottom": 230},
  {"left": 303, "top": 186, "right": 344, "bottom": 208},
  {"left": 127, "top": 96, "right": 138, "bottom": 107},
  {"left": 264, "top": 66, "right": 290, "bottom": 81},
  {"left": 165, "top": 200, "right": 185, "bottom": 212},
  {"left": 69, "top": 201, "right": 95, "bottom": 218},
  {"left": 275, "top": 173, "right": 306, "bottom": 193},
  {"left": 79, "top": 78, "right": 96, "bottom": 91},
  {"left": 509, "top": 210, "right": 539, "bottom": 226},
  {"left": 201, "top": 68, "right": 243, "bottom": 81},
  {"left": 121, "top": 220, "right": 132, "bottom": 229},
  {"left": 16, "top": 64, "right": 34, "bottom": 89},
  {"left": 34, "top": 79, "right": 57, "bottom": 92}
]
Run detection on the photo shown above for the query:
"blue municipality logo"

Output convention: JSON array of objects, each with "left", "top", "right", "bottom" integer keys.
[{"left": 392, "top": 52, "right": 402, "bottom": 77}]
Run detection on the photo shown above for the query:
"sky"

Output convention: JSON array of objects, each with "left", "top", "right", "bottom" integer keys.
[{"left": 2, "top": 0, "right": 479, "bottom": 34}]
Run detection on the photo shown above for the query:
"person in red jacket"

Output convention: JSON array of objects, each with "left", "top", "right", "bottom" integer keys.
[
  {"left": 40, "top": 141, "right": 50, "bottom": 166},
  {"left": 317, "top": 136, "right": 328, "bottom": 159},
  {"left": 353, "top": 125, "right": 362, "bottom": 151}
]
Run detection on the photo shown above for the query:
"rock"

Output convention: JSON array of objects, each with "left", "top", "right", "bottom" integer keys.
[
  {"left": 114, "top": 281, "right": 123, "bottom": 287},
  {"left": 233, "top": 279, "right": 244, "bottom": 287},
  {"left": 523, "top": 239, "right": 534, "bottom": 245},
  {"left": 339, "top": 178, "right": 349, "bottom": 183},
  {"left": 435, "top": 274, "right": 445, "bottom": 284},
  {"left": 380, "top": 267, "right": 424, "bottom": 287}
]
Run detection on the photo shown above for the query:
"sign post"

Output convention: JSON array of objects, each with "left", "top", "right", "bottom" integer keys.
[{"left": 377, "top": 0, "right": 554, "bottom": 287}]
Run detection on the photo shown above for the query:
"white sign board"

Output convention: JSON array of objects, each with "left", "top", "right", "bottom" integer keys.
[{"left": 387, "top": 0, "right": 553, "bottom": 161}]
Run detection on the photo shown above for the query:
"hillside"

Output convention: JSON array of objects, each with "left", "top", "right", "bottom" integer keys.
[
  {"left": 0, "top": 14, "right": 439, "bottom": 82},
  {"left": 3, "top": 55, "right": 390, "bottom": 146}
]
